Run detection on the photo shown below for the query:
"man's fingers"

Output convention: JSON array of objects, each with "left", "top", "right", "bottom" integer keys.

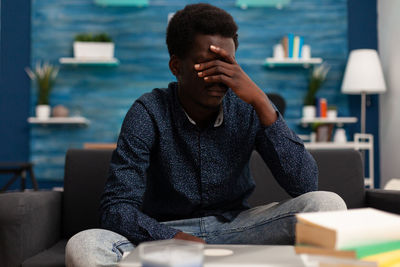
[
  {"left": 203, "top": 74, "right": 232, "bottom": 87},
  {"left": 210, "top": 45, "right": 235, "bottom": 64},
  {"left": 197, "top": 65, "right": 234, "bottom": 78},
  {"left": 194, "top": 59, "right": 231, "bottom": 72}
]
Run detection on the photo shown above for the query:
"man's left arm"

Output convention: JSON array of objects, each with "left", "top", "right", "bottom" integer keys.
[{"left": 195, "top": 45, "right": 318, "bottom": 196}]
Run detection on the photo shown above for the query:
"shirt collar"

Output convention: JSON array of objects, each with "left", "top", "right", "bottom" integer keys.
[{"left": 183, "top": 104, "right": 224, "bottom": 128}]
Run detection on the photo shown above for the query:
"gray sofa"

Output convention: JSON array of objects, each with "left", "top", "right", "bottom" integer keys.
[{"left": 1, "top": 148, "right": 399, "bottom": 267}]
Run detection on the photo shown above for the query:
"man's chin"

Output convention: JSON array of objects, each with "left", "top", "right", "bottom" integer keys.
[
  {"left": 206, "top": 83, "right": 228, "bottom": 94},
  {"left": 198, "top": 95, "right": 225, "bottom": 110}
]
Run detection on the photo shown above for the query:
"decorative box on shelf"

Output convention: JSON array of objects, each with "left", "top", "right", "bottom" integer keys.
[
  {"left": 263, "top": 57, "right": 323, "bottom": 68},
  {"left": 59, "top": 57, "right": 119, "bottom": 67},
  {"left": 28, "top": 117, "right": 90, "bottom": 126}
]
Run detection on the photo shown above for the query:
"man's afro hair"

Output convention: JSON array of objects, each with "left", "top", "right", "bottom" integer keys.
[{"left": 166, "top": 3, "right": 239, "bottom": 59}]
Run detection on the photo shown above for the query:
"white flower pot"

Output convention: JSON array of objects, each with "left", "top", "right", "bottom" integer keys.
[
  {"left": 36, "top": 105, "right": 51, "bottom": 119},
  {"left": 73, "top": 41, "right": 114, "bottom": 59},
  {"left": 327, "top": 109, "right": 338, "bottom": 119},
  {"left": 302, "top": 105, "right": 316, "bottom": 119}
]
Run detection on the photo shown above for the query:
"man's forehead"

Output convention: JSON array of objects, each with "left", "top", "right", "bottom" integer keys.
[
  {"left": 192, "top": 49, "right": 218, "bottom": 61},
  {"left": 189, "top": 34, "right": 235, "bottom": 58}
]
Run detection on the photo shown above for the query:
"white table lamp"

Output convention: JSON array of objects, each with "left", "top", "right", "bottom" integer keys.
[{"left": 341, "top": 49, "right": 386, "bottom": 133}]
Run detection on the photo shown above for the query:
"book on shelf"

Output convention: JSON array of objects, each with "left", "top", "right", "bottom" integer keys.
[
  {"left": 279, "top": 34, "right": 306, "bottom": 59},
  {"left": 288, "top": 33, "right": 294, "bottom": 58},
  {"left": 293, "top": 35, "right": 300, "bottom": 59},
  {"left": 281, "top": 36, "right": 288, "bottom": 58},
  {"left": 295, "top": 208, "right": 400, "bottom": 250},
  {"left": 298, "top": 36, "right": 304, "bottom": 58}
]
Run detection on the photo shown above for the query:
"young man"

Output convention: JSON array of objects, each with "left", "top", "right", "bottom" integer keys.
[{"left": 66, "top": 3, "right": 346, "bottom": 266}]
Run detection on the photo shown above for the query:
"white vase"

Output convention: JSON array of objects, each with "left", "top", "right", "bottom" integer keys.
[
  {"left": 36, "top": 105, "right": 51, "bottom": 119},
  {"left": 73, "top": 41, "right": 114, "bottom": 59},
  {"left": 310, "top": 132, "right": 317, "bottom": 143},
  {"left": 303, "top": 105, "right": 316, "bottom": 119},
  {"left": 334, "top": 128, "right": 347, "bottom": 143}
]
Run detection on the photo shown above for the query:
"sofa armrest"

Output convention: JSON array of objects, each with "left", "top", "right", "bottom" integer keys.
[
  {"left": 365, "top": 189, "right": 400, "bottom": 215},
  {"left": 0, "top": 191, "right": 62, "bottom": 267}
]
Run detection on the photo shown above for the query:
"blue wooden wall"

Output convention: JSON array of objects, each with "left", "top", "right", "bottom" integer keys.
[
  {"left": 30, "top": 0, "right": 348, "bottom": 183},
  {"left": 0, "top": 0, "right": 31, "bottom": 163}
]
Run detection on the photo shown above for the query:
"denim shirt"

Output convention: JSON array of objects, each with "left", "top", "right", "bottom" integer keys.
[{"left": 100, "top": 82, "right": 318, "bottom": 245}]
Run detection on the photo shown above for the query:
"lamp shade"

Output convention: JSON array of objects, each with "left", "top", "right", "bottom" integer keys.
[{"left": 341, "top": 49, "right": 386, "bottom": 94}]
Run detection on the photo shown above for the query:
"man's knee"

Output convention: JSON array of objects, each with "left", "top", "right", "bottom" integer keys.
[
  {"left": 66, "top": 228, "right": 125, "bottom": 267},
  {"left": 295, "top": 191, "right": 347, "bottom": 213},
  {"left": 66, "top": 229, "right": 101, "bottom": 267}
]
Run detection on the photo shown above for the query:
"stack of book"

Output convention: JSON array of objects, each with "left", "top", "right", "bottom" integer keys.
[
  {"left": 281, "top": 34, "right": 305, "bottom": 59},
  {"left": 315, "top": 97, "right": 328, "bottom": 118},
  {"left": 295, "top": 208, "right": 400, "bottom": 267}
]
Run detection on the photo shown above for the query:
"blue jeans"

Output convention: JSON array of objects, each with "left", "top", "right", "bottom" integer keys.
[{"left": 65, "top": 191, "right": 346, "bottom": 267}]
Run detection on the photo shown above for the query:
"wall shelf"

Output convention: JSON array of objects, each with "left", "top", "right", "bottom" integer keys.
[
  {"left": 28, "top": 117, "right": 90, "bottom": 126},
  {"left": 94, "top": 0, "right": 148, "bottom": 7},
  {"left": 304, "top": 141, "right": 370, "bottom": 150},
  {"left": 300, "top": 117, "right": 358, "bottom": 127},
  {"left": 59, "top": 57, "right": 119, "bottom": 67},
  {"left": 236, "top": 0, "right": 291, "bottom": 9},
  {"left": 263, "top": 57, "right": 323, "bottom": 68}
]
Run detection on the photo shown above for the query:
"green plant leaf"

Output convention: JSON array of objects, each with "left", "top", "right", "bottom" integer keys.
[
  {"left": 74, "top": 32, "right": 112, "bottom": 42},
  {"left": 25, "top": 61, "right": 59, "bottom": 105}
]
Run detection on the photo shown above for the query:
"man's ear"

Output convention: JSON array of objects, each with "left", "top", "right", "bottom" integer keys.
[{"left": 169, "top": 55, "right": 180, "bottom": 76}]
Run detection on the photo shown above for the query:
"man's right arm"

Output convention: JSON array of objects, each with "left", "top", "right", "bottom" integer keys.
[{"left": 99, "top": 102, "right": 181, "bottom": 244}]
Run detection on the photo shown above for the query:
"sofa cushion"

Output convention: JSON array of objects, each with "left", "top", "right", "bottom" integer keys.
[
  {"left": 0, "top": 191, "right": 61, "bottom": 267},
  {"left": 63, "top": 149, "right": 113, "bottom": 238},
  {"left": 22, "top": 239, "right": 67, "bottom": 267},
  {"left": 314, "top": 149, "right": 365, "bottom": 208},
  {"left": 62, "top": 148, "right": 366, "bottom": 238},
  {"left": 248, "top": 149, "right": 366, "bottom": 209}
]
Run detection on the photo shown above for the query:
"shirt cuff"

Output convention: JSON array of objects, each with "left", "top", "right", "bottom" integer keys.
[{"left": 147, "top": 223, "right": 181, "bottom": 241}]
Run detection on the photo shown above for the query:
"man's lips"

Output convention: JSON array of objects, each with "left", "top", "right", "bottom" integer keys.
[
  {"left": 206, "top": 89, "right": 226, "bottom": 97},
  {"left": 205, "top": 84, "right": 228, "bottom": 93}
]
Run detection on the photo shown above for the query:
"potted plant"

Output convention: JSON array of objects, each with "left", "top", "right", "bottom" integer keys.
[
  {"left": 327, "top": 105, "right": 338, "bottom": 119},
  {"left": 303, "top": 64, "right": 330, "bottom": 119},
  {"left": 73, "top": 33, "right": 114, "bottom": 59},
  {"left": 25, "top": 61, "right": 59, "bottom": 119}
]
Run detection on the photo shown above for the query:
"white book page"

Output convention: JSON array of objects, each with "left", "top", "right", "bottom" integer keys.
[{"left": 296, "top": 208, "right": 400, "bottom": 249}]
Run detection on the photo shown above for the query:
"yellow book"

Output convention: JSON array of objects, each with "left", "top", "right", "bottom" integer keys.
[
  {"left": 295, "top": 241, "right": 400, "bottom": 260},
  {"left": 293, "top": 36, "right": 300, "bottom": 59},
  {"left": 362, "top": 249, "right": 400, "bottom": 267}
]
